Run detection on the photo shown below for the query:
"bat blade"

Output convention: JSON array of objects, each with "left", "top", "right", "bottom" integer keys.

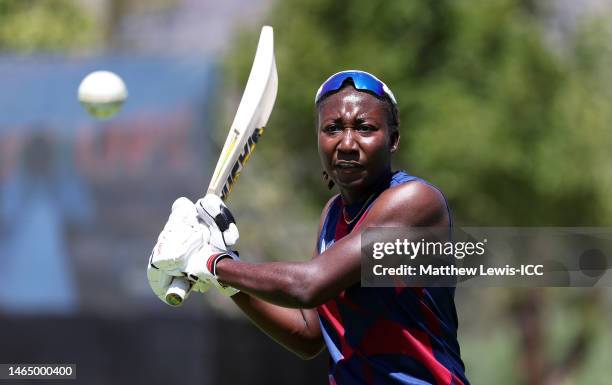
[
  {"left": 208, "top": 25, "right": 278, "bottom": 200},
  {"left": 164, "top": 26, "right": 278, "bottom": 306}
]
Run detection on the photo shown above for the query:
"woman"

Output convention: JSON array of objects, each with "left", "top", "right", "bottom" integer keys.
[{"left": 149, "top": 70, "right": 470, "bottom": 385}]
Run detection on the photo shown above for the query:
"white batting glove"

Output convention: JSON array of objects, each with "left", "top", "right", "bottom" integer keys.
[
  {"left": 147, "top": 260, "right": 174, "bottom": 304},
  {"left": 147, "top": 253, "right": 212, "bottom": 305},
  {"left": 185, "top": 194, "right": 240, "bottom": 296},
  {"left": 149, "top": 197, "right": 211, "bottom": 274},
  {"left": 148, "top": 197, "right": 212, "bottom": 305},
  {"left": 182, "top": 243, "right": 241, "bottom": 297},
  {"left": 195, "top": 194, "right": 239, "bottom": 249},
  {"left": 148, "top": 195, "right": 241, "bottom": 300}
]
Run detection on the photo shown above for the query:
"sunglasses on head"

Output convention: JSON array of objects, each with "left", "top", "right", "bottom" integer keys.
[{"left": 315, "top": 70, "right": 397, "bottom": 105}]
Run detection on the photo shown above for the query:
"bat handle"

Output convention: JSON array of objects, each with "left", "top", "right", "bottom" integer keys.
[{"left": 165, "top": 276, "right": 191, "bottom": 306}]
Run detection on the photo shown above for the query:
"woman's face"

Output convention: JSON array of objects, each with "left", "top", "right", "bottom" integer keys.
[{"left": 317, "top": 86, "right": 398, "bottom": 197}]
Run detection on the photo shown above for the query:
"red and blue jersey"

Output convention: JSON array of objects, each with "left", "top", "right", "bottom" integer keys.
[{"left": 316, "top": 171, "right": 469, "bottom": 385}]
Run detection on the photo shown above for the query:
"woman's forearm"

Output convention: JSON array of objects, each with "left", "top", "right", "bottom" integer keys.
[
  {"left": 230, "top": 291, "right": 324, "bottom": 360},
  {"left": 216, "top": 259, "right": 320, "bottom": 308}
]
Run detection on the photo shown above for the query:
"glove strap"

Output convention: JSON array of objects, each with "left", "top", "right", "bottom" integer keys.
[
  {"left": 206, "top": 251, "right": 239, "bottom": 277},
  {"left": 206, "top": 251, "right": 240, "bottom": 296}
]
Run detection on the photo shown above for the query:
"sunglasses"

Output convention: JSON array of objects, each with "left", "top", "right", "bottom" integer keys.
[{"left": 315, "top": 70, "right": 397, "bottom": 105}]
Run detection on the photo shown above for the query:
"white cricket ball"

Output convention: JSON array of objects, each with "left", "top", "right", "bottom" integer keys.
[{"left": 78, "top": 70, "right": 128, "bottom": 119}]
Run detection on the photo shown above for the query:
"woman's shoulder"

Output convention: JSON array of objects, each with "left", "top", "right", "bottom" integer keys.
[
  {"left": 389, "top": 171, "right": 446, "bottom": 202},
  {"left": 373, "top": 173, "right": 449, "bottom": 227}
]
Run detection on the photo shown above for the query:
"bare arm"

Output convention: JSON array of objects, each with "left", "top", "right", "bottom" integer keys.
[
  {"left": 222, "top": 196, "right": 338, "bottom": 360},
  {"left": 217, "top": 181, "right": 450, "bottom": 308},
  {"left": 229, "top": 293, "right": 323, "bottom": 359}
]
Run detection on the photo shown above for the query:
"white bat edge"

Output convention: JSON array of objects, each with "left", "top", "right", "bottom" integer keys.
[{"left": 164, "top": 26, "right": 277, "bottom": 306}]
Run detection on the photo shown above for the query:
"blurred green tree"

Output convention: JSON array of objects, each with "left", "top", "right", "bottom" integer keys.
[
  {"left": 0, "top": 0, "right": 99, "bottom": 51},
  {"left": 225, "top": 0, "right": 612, "bottom": 227}
]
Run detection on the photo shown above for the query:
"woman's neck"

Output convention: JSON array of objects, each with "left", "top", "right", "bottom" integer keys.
[{"left": 339, "top": 169, "right": 393, "bottom": 205}]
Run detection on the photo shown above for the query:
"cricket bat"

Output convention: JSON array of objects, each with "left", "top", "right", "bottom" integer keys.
[{"left": 164, "top": 25, "right": 278, "bottom": 306}]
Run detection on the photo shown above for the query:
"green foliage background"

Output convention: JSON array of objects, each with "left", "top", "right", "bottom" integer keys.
[
  {"left": 225, "top": 0, "right": 612, "bottom": 229},
  {"left": 0, "top": 0, "right": 98, "bottom": 51}
]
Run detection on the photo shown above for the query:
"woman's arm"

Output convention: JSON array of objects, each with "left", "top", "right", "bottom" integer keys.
[
  {"left": 217, "top": 181, "right": 450, "bottom": 308},
  {"left": 221, "top": 196, "right": 338, "bottom": 359},
  {"left": 230, "top": 293, "right": 324, "bottom": 359}
]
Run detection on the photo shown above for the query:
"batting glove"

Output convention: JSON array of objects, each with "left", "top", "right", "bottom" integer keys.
[
  {"left": 195, "top": 194, "right": 239, "bottom": 249},
  {"left": 191, "top": 194, "right": 241, "bottom": 296},
  {"left": 149, "top": 195, "right": 241, "bottom": 300},
  {"left": 149, "top": 197, "right": 212, "bottom": 272},
  {"left": 147, "top": 253, "right": 212, "bottom": 305},
  {"left": 183, "top": 245, "right": 241, "bottom": 297},
  {"left": 148, "top": 197, "right": 211, "bottom": 305}
]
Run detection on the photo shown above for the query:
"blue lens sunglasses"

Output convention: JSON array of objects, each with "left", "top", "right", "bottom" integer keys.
[{"left": 315, "top": 70, "right": 397, "bottom": 105}]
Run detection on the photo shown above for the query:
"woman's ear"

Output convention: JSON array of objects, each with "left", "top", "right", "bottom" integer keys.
[
  {"left": 390, "top": 130, "right": 400, "bottom": 153},
  {"left": 322, "top": 170, "right": 335, "bottom": 189}
]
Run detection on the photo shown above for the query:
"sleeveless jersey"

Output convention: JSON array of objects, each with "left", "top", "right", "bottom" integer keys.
[{"left": 316, "top": 171, "right": 469, "bottom": 385}]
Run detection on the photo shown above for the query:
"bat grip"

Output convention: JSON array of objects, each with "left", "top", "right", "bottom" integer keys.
[{"left": 165, "top": 276, "right": 191, "bottom": 306}]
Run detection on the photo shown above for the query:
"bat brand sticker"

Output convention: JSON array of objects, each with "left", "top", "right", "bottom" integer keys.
[{"left": 221, "top": 127, "right": 265, "bottom": 199}]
